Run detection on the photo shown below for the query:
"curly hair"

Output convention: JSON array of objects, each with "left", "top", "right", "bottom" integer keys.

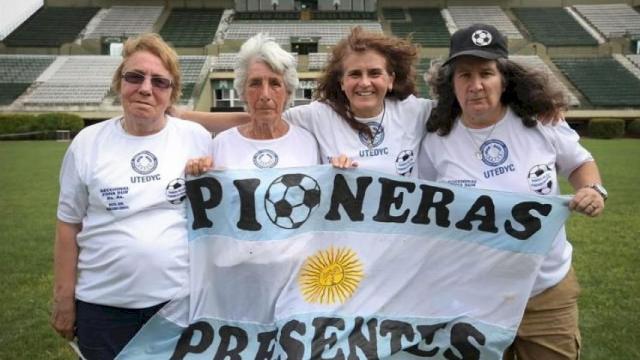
[
  {"left": 426, "top": 58, "right": 568, "bottom": 135},
  {"left": 316, "top": 26, "right": 418, "bottom": 136}
]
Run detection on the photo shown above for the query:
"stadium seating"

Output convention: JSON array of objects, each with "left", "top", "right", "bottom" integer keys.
[
  {"left": 510, "top": 55, "right": 580, "bottom": 106},
  {"left": 308, "top": 52, "right": 329, "bottom": 70},
  {"left": 22, "top": 56, "right": 119, "bottom": 106},
  {"left": 234, "top": 12, "right": 300, "bottom": 20},
  {"left": 512, "top": 8, "right": 598, "bottom": 46},
  {"left": 382, "top": 8, "right": 406, "bottom": 21},
  {"left": 224, "top": 21, "right": 382, "bottom": 46},
  {"left": 2, "top": 7, "right": 99, "bottom": 47},
  {"left": 573, "top": 4, "right": 640, "bottom": 38},
  {"left": 310, "top": 11, "right": 377, "bottom": 20},
  {"left": 416, "top": 57, "right": 431, "bottom": 98},
  {"left": 0, "top": 55, "right": 55, "bottom": 105},
  {"left": 213, "top": 53, "right": 298, "bottom": 71},
  {"left": 179, "top": 56, "right": 209, "bottom": 104},
  {"left": 390, "top": 8, "right": 449, "bottom": 47},
  {"left": 447, "top": 6, "right": 523, "bottom": 39},
  {"left": 627, "top": 54, "right": 640, "bottom": 69},
  {"left": 84, "top": 6, "right": 164, "bottom": 39},
  {"left": 553, "top": 57, "right": 640, "bottom": 106},
  {"left": 160, "top": 9, "right": 223, "bottom": 47}
]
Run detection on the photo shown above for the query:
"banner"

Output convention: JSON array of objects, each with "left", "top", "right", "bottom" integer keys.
[{"left": 117, "top": 165, "right": 570, "bottom": 360}]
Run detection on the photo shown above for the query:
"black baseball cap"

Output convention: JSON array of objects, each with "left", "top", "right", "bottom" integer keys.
[{"left": 444, "top": 23, "right": 508, "bottom": 66}]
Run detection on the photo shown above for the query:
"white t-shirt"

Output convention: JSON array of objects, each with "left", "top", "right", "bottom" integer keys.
[
  {"left": 212, "top": 123, "right": 319, "bottom": 169},
  {"left": 419, "top": 107, "right": 593, "bottom": 295},
  {"left": 57, "top": 116, "right": 212, "bottom": 308},
  {"left": 284, "top": 96, "right": 435, "bottom": 177}
]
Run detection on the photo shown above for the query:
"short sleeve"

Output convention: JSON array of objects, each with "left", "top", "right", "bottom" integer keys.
[
  {"left": 544, "top": 122, "right": 594, "bottom": 179},
  {"left": 57, "top": 144, "right": 88, "bottom": 224},
  {"left": 283, "top": 103, "right": 314, "bottom": 132},
  {"left": 418, "top": 135, "right": 438, "bottom": 181}
]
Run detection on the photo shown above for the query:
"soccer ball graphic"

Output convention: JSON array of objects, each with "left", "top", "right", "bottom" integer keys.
[
  {"left": 166, "top": 178, "right": 187, "bottom": 204},
  {"left": 527, "top": 164, "right": 553, "bottom": 195},
  {"left": 395, "top": 150, "right": 415, "bottom": 176},
  {"left": 264, "top": 173, "right": 321, "bottom": 229},
  {"left": 472, "top": 30, "right": 492, "bottom": 46}
]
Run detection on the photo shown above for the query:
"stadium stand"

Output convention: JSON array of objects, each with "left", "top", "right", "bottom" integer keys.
[
  {"left": 310, "top": 11, "right": 377, "bottom": 20},
  {"left": 213, "top": 53, "right": 298, "bottom": 71},
  {"left": 510, "top": 55, "right": 580, "bottom": 106},
  {"left": 308, "top": 52, "right": 329, "bottom": 70},
  {"left": 83, "top": 6, "right": 164, "bottom": 39},
  {"left": 573, "top": 4, "right": 640, "bottom": 38},
  {"left": 159, "top": 8, "right": 223, "bottom": 47},
  {"left": 2, "top": 7, "right": 99, "bottom": 47},
  {"left": 416, "top": 57, "right": 431, "bottom": 98},
  {"left": 627, "top": 54, "right": 640, "bottom": 68},
  {"left": 224, "top": 21, "right": 382, "bottom": 46},
  {"left": 22, "top": 56, "right": 119, "bottom": 106},
  {"left": 512, "top": 8, "right": 598, "bottom": 46},
  {"left": 447, "top": 6, "right": 523, "bottom": 39},
  {"left": 382, "top": 8, "right": 406, "bottom": 21},
  {"left": 233, "top": 11, "right": 300, "bottom": 20},
  {"left": 553, "top": 57, "right": 640, "bottom": 106},
  {"left": 0, "top": 55, "right": 55, "bottom": 105},
  {"left": 179, "top": 56, "right": 209, "bottom": 104},
  {"left": 390, "top": 8, "right": 449, "bottom": 47}
]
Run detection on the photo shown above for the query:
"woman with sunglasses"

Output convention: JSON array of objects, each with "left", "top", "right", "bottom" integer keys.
[{"left": 51, "top": 33, "right": 212, "bottom": 359}]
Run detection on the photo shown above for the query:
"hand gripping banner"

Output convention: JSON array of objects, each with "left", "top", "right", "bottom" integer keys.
[{"left": 117, "top": 165, "right": 570, "bottom": 360}]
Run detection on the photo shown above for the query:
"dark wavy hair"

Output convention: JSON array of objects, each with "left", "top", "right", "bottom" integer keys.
[
  {"left": 426, "top": 58, "right": 568, "bottom": 135},
  {"left": 316, "top": 26, "right": 418, "bottom": 136}
]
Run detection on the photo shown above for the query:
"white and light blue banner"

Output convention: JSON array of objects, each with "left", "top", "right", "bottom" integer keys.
[{"left": 118, "top": 165, "right": 570, "bottom": 359}]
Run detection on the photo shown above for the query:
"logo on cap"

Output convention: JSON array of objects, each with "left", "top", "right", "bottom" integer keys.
[{"left": 471, "top": 30, "right": 492, "bottom": 46}]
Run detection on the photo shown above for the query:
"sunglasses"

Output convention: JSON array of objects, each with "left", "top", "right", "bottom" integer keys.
[{"left": 121, "top": 72, "right": 173, "bottom": 89}]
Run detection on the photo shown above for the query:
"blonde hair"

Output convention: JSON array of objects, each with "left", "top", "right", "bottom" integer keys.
[{"left": 112, "top": 33, "right": 182, "bottom": 104}]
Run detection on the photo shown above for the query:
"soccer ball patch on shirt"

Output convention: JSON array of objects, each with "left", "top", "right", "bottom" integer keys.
[{"left": 527, "top": 164, "right": 554, "bottom": 195}]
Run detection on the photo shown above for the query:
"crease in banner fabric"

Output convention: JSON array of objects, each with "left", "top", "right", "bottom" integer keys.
[{"left": 117, "top": 164, "right": 571, "bottom": 360}]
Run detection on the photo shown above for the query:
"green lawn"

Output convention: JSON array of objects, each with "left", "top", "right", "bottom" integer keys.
[{"left": 0, "top": 139, "right": 638, "bottom": 359}]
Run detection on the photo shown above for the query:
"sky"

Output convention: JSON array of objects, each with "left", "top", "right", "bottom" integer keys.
[{"left": 0, "top": 0, "right": 43, "bottom": 40}]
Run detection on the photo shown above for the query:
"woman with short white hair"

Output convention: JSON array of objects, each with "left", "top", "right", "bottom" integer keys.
[{"left": 187, "top": 33, "right": 319, "bottom": 173}]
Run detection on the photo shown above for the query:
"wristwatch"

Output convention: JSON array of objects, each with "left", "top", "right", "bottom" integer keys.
[{"left": 587, "top": 183, "right": 608, "bottom": 201}]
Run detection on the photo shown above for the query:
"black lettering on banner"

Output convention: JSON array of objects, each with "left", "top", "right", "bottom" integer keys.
[
  {"left": 186, "top": 177, "right": 222, "bottom": 230},
  {"left": 411, "top": 184, "right": 455, "bottom": 227},
  {"left": 255, "top": 330, "right": 278, "bottom": 360},
  {"left": 405, "top": 322, "right": 448, "bottom": 357},
  {"left": 279, "top": 320, "right": 306, "bottom": 360},
  {"left": 325, "top": 175, "right": 373, "bottom": 221},
  {"left": 170, "top": 321, "right": 214, "bottom": 360},
  {"left": 380, "top": 320, "right": 415, "bottom": 355},
  {"left": 311, "top": 317, "right": 346, "bottom": 360},
  {"left": 443, "top": 322, "right": 485, "bottom": 360},
  {"left": 233, "top": 178, "right": 262, "bottom": 231},
  {"left": 213, "top": 325, "right": 248, "bottom": 360},
  {"left": 455, "top": 195, "right": 498, "bottom": 233},
  {"left": 347, "top": 317, "right": 379, "bottom": 360},
  {"left": 373, "top": 178, "right": 416, "bottom": 223},
  {"left": 504, "top": 202, "right": 552, "bottom": 240}
]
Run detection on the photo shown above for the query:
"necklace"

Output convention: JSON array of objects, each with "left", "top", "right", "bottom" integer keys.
[
  {"left": 367, "top": 103, "right": 386, "bottom": 150},
  {"left": 462, "top": 120, "right": 498, "bottom": 160}
]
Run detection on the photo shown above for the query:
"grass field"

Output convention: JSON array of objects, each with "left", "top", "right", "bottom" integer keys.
[{"left": 0, "top": 139, "right": 638, "bottom": 359}]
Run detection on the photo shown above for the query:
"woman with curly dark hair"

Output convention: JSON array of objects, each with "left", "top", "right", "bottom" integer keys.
[
  {"left": 178, "top": 26, "right": 434, "bottom": 177},
  {"left": 419, "top": 23, "right": 606, "bottom": 360}
]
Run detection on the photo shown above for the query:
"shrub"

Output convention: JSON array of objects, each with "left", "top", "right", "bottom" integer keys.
[
  {"left": 627, "top": 119, "right": 640, "bottom": 137},
  {"left": 588, "top": 118, "right": 625, "bottom": 139},
  {"left": 0, "top": 113, "right": 84, "bottom": 140}
]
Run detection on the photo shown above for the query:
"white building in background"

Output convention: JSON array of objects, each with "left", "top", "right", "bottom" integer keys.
[{"left": 0, "top": 0, "right": 43, "bottom": 40}]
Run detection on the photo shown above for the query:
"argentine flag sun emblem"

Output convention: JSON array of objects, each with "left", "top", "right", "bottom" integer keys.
[{"left": 298, "top": 247, "right": 364, "bottom": 304}]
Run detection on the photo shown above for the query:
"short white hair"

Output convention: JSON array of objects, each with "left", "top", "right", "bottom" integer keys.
[{"left": 233, "top": 33, "right": 299, "bottom": 108}]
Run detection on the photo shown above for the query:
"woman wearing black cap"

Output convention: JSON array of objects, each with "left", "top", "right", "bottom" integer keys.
[{"left": 419, "top": 24, "right": 605, "bottom": 360}]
